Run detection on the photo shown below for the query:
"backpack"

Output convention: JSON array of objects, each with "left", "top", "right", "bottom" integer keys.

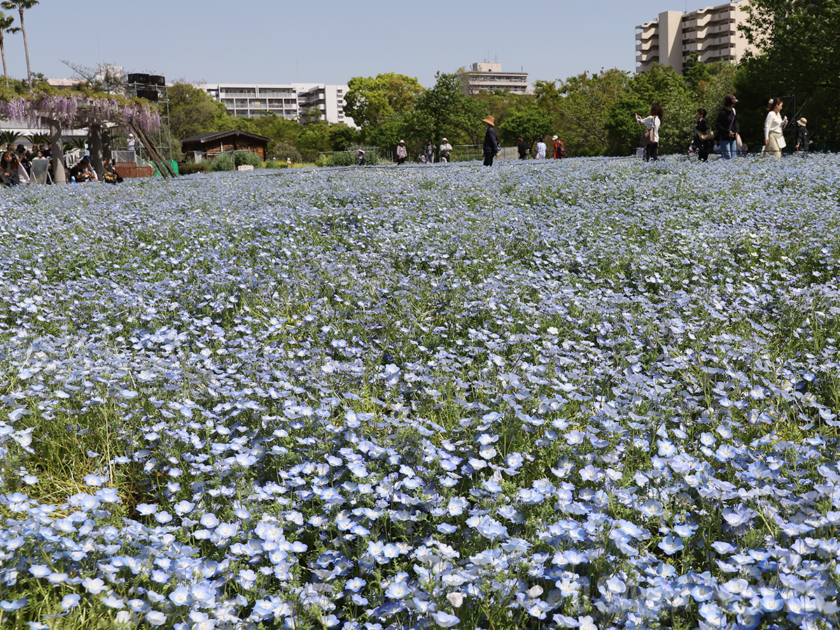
[{"left": 558, "top": 140, "right": 566, "bottom": 158}]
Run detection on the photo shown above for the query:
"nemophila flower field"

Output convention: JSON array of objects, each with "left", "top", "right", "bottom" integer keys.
[{"left": 1, "top": 156, "right": 840, "bottom": 630}]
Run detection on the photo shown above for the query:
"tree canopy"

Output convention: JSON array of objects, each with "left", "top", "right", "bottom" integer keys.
[{"left": 343, "top": 73, "right": 423, "bottom": 130}]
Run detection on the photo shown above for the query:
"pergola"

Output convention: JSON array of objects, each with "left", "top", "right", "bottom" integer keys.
[{"left": 0, "top": 91, "right": 173, "bottom": 182}]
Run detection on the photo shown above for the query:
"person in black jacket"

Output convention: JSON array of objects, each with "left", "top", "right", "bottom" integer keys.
[
  {"left": 716, "top": 94, "right": 740, "bottom": 160},
  {"left": 517, "top": 137, "right": 529, "bottom": 160},
  {"left": 694, "top": 109, "right": 713, "bottom": 162},
  {"left": 795, "top": 118, "right": 810, "bottom": 153},
  {"left": 482, "top": 116, "right": 500, "bottom": 166}
]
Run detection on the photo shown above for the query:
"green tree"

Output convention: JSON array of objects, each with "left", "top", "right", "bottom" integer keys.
[
  {"left": 296, "top": 121, "right": 331, "bottom": 162},
  {"left": 328, "top": 123, "right": 361, "bottom": 151},
  {"left": 498, "top": 107, "right": 553, "bottom": 146},
  {"left": 472, "top": 90, "right": 535, "bottom": 130},
  {"left": 343, "top": 73, "right": 423, "bottom": 130},
  {"left": 365, "top": 115, "right": 406, "bottom": 157},
  {"left": 167, "top": 83, "right": 229, "bottom": 140},
  {"left": 605, "top": 97, "right": 648, "bottom": 155},
  {"left": 739, "top": 0, "right": 840, "bottom": 95},
  {"left": 0, "top": 0, "right": 36, "bottom": 87},
  {"left": 412, "top": 72, "right": 487, "bottom": 145},
  {"left": 0, "top": 12, "right": 15, "bottom": 89},
  {"left": 536, "top": 69, "right": 630, "bottom": 156}
]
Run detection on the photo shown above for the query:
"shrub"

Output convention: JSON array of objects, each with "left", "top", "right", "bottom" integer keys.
[
  {"left": 179, "top": 163, "right": 206, "bottom": 175},
  {"left": 326, "top": 151, "right": 355, "bottom": 167},
  {"left": 265, "top": 159, "right": 290, "bottom": 169},
  {"left": 210, "top": 153, "right": 234, "bottom": 172},
  {"left": 270, "top": 141, "right": 303, "bottom": 164},
  {"left": 234, "top": 151, "right": 263, "bottom": 168},
  {"left": 315, "top": 154, "right": 330, "bottom": 167}
]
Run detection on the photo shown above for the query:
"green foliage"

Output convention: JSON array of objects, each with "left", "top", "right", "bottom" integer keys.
[
  {"left": 178, "top": 163, "right": 205, "bottom": 175},
  {"left": 0, "top": 129, "right": 19, "bottom": 145},
  {"left": 167, "top": 82, "right": 228, "bottom": 141},
  {"left": 499, "top": 107, "right": 553, "bottom": 145},
  {"left": 208, "top": 152, "right": 234, "bottom": 172},
  {"left": 535, "top": 69, "right": 630, "bottom": 156},
  {"left": 344, "top": 73, "right": 424, "bottom": 130},
  {"left": 472, "top": 89, "right": 536, "bottom": 129},
  {"left": 297, "top": 121, "right": 332, "bottom": 162},
  {"left": 411, "top": 72, "right": 488, "bottom": 145},
  {"left": 326, "top": 151, "right": 356, "bottom": 167},
  {"left": 269, "top": 140, "right": 302, "bottom": 163},
  {"left": 740, "top": 0, "right": 840, "bottom": 94},
  {"left": 365, "top": 116, "right": 405, "bottom": 155},
  {"left": 234, "top": 150, "right": 262, "bottom": 168},
  {"left": 328, "top": 123, "right": 362, "bottom": 151},
  {"left": 605, "top": 97, "right": 649, "bottom": 155},
  {"left": 264, "top": 159, "right": 289, "bottom": 169}
]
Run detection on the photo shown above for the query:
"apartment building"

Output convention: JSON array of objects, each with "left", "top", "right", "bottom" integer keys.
[
  {"left": 636, "top": 1, "right": 753, "bottom": 74},
  {"left": 200, "top": 83, "right": 355, "bottom": 127},
  {"left": 463, "top": 62, "right": 529, "bottom": 94}
]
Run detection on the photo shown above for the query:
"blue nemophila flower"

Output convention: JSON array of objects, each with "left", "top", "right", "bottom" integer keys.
[{"left": 658, "top": 536, "right": 684, "bottom": 555}]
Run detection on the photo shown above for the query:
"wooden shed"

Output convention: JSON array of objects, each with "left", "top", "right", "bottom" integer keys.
[{"left": 181, "top": 130, "right": 271, "bottom": 159}]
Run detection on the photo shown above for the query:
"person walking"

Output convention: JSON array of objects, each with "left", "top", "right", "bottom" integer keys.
[
  {"left": 716, "top": 94, "right": 740, "bottom": 160},
  {"left": 439, "top": 138, "right": 452, "bottom": 163},
  {"left": 763, "top": 98, "right": 787, "bottom": 160},
  {"left": 552, "top": 135, "right": 566, "bottom": 159},
  {"left": 693, "top": 108, "right": 714, "bottom": 162},
  {"left": 482, "top": 115, "right": 500, "bottom": 166},
  {"left": 635, "top": 104, "right": 663, "bottom": 162},
  {"left": 794, "top": 117, "right": 809, "bottom": 153},
  {"left": 396, "top": 140, "right": 408, "bottom": 165},
  {"left": 517, "top": 137, "right": 529, "bottom": 160},
  {"left": 535, "top": 137, "right": 547, "bottom": 159},
  {"left": 424, "top": 140, "right": 435, "bottom": 164}
]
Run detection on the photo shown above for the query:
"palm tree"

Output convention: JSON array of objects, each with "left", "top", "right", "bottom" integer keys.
[
  {"left": 0, "top": 12, "right": 15, "bottom": 89},
  {"left": 0, "top": 1, "right": 37, "bottom": 87}
]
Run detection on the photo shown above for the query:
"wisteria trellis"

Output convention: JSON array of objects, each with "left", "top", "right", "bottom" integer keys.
[{"left": 1, "top": 155, "right": 840, "bottom": 630}]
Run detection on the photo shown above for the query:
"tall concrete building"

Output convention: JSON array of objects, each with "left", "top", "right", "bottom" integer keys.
[
  {"left": 463, "top": 63, "right": 529, "bottom": 94},
  {"left": 200, "top": 83, "right": 355, "bottom": 127},
  {"left": 636, "top": 1, "right": 753, "bottom": 74}
]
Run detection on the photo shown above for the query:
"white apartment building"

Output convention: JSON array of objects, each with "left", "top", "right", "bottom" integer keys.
[
  {"left": 636, "top": 1, "right": 753, "bottom": 74},
  {"left": 463, "top": 63, "right": 529, "bottom": 94},
  {"left": 200, "top": 83, "right": 355, "bottom": 127}
]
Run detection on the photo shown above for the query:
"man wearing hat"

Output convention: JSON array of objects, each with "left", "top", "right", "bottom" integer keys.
[
  {"left": 127, "top": 133, "right": 136, "bottom": 153},
  {"left": 69, "top": 155, "right": 97, "bottom": 182},
  {"left": 794, "top": 118, "right": 810, "bottom": 153},
  {"left": 482, "top": 116, "right": 500, "bottom": 166}
]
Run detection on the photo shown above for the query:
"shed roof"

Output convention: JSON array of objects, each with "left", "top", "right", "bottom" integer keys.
[{"left": 181, "top": 129, "right": 272, "bottom": 145}]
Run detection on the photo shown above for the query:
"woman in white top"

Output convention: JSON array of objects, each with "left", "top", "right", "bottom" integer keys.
[
  {"left": 535, "top": 139, "right": 547, "bottom": 159},
  {"left": 635, "top": 104, "right": 663, "bottom": 161},
  {"left": 764, "top": 98, "right": 787, "bottom": 160}
]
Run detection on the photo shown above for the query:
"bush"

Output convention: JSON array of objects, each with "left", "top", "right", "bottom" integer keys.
[
  {"left": 209, "top": 153, "right": 234, "bottom": 172},
  {"left": 326, "top": 151, "right": 355, "bottom": 167},
  {"left": 265, "top": 159, "right": 290, "bottom": 169},
  {"left": 234, "top": 151, "right": 263, "bottom": 168},
  {"left": 179, "top": 163, "right": 206, "bottom": 175},
  {"left": 315, "top": 154, "right": 330, "bottom": 167},
  {"left": 270, "top": 141, "right": 303, "bottom": 164}
]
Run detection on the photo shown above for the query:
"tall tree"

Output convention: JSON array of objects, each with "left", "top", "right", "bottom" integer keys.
[
  {"left": 343, "top": 73, "right": 423, "bottom": 130},
  {"left": 0, "top": 0, "right": 37, "bottom": 87},
  {"left": 498, "top": 107, "right": 553, "bottom": 146},
  {"left": 0, "top": 11, "right": 15, "bottom": 89},
  {"left": 167, "top": 82, "right": 229, "bottom": 140},
  {"left": 412, "top": 72, "right": 487, "bottom": 145},
  {"left": 739, "top": 0, "right": 840, "bottom": 94}
]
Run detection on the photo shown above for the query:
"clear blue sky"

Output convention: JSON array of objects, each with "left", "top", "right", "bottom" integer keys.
[{"left": 12, "top": 0, "right": 730, "bottom": 87}]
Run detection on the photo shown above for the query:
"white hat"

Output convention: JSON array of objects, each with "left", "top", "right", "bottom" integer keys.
[
  {"left": 552, "top": 135, "right": 558, "bottom": 141},
  {"left": 442, "top": 138, "right": 447, "bottom": 142}
]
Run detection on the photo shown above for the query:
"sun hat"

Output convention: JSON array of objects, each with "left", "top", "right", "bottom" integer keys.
[
  {"left": 442, "top": 138, "right": 447, "bottom": 142},
  {"left": 399, "top": 139, "right": 405, "bottom": 144},
  {"left": 797, "top": 118, "right": 807, "bottom": 126},
  {"left": 482, "top": 115, "right": 495, "bottom": 126},
  {"left": 552, "top": 135, "right": 558, "bottom": 141}
]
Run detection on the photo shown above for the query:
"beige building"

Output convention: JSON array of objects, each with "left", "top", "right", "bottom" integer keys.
[
  {"left": 636, "top": 1, "right": 753, "bottom": 74},
  {"left": 464, "top": 63, "right": 529, "bottom": 94}
]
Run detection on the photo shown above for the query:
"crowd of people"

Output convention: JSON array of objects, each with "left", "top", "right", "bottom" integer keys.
[
  {"left": 635, "top": 93, "right": 814, "bottom": 163},
  {"left": 0, "top": 142, "right": 124, "bottom": 186}
]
